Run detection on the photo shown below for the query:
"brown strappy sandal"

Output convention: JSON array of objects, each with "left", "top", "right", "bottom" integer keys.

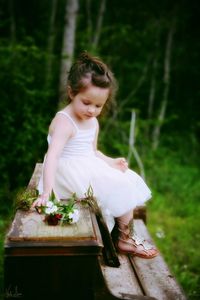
[{"left": 115, "top": 220, "right": 159, "bottom": 259}]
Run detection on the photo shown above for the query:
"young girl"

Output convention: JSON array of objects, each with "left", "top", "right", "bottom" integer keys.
[{"left": 32, "top": 52, "right": 158, "bottom": 259}]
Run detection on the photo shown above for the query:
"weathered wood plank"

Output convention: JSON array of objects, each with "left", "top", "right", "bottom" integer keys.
[
  {"left": 101, "top": 254, "right": 143, "bottom": 298},
  {"left": 6, "top": 205, "right": 96, "bottom": 242},
  {"left": 5, "top": 162, "right": 103, "bottom": 256},
  {"left": 27, "top": 162, "right": 43, "bottom": 189},
  {"left": 12, "top": 163, "right": 97, "bottom": 242},
  {"left": 133, "top": 206, "right": 147, "bottom": 223},
  {"left": 129, "top": 220, "right": 187, "bottom": 300}
]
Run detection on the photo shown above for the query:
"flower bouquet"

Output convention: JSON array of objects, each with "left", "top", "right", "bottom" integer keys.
[
  {"left": 16, "top": 186, "right": 97, "bottom": 226},
  {"left": 36, "top": 191, "right": 80, "bottom": 226}
]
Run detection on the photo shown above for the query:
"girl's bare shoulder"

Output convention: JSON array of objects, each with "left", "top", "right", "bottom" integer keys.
[{"left": 49, "top": 112, "right": 76, "bottom": 137}]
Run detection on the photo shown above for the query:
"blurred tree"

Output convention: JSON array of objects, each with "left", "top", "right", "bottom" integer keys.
[
  {"left": 9, "top": 0, "right": 16, "bottom": 47},
  {"left": 90, "top": 0, "right": 106, "bottom": 52},
  {"left": 45, "top": 0, "right": 58, "bottom": 89},
  {"left": 59, "top": 0, "right": 79, "bottom": 103},
  {"left": 152, "top": 18, "right": 176, "bottom": 150}
]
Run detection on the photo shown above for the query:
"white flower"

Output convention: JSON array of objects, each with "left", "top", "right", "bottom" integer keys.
[
  {"left": 46, "top": 201, "right": 54, "bottom": 208},
  {"left": 156, "top": 228, "right": 165, "bottom": 239},
  {"left": 68, "top": 209, "right": 80, "bottom": 224},
  {"left": 45, "top": 205, "right": 58, "bottom": 214}
]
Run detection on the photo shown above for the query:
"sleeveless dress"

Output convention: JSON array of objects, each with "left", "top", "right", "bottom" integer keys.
[{"left": 38, "top": 111, "right": 151, "bottom": 231}]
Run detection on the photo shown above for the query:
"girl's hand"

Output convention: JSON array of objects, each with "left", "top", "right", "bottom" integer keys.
[
  {"left": 111, "top": 157, "right": 128, "bottom": 172},
  {"left": 31, "top": 193, "right": 49, "bottom": 209}
]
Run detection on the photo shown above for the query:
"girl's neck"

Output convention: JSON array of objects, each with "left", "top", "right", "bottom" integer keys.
[{"left": 63, "top": 104, "right": 95, "bottom": 130}]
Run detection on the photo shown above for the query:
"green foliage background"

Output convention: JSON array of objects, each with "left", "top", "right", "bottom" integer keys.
[{"left": 0, "top": 0, "right": 200, "bottom": 299}]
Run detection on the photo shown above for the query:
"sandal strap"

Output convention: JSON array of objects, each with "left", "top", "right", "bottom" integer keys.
[
  {"left": 133, "top": 235, "right": 155, "bottom": 251},
  {"left": 116, "top": 219, "right": 135, "bottom": 235},
  {"left": 119, "top": 235, "right": 155, "bottom": 252},
  {"left": 117, "top": 219, "right": 155, "bottom": 251}
]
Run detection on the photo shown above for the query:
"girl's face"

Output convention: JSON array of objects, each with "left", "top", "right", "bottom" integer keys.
[{"left": 69, "top": 85, "right": 109, "bottom": 120}]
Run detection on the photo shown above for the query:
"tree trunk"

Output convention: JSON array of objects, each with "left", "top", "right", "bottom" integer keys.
[
  {"left": 152, "top": 22, "right": 175, "bottom": 150},
  {"left": 59, "top": 0, "right": 79, "bottom": 104},
  {"left": 45, "top": 0, "right": 58, "bottom": 88},
  {"left": 91, "top": 0, "right": 106, "bottom": 51},
  {"left": 103, "top": 57, "right": 149, "bottom": 135},
  {"left": 127, "top": 111, "right": 145, "bottom": 180},
  {"left": 9, "top": 0, "right": 16, "bottom": 48},
  {"left": 145, "top": 50, "right": 158, "bottom": 138},
  {"left": 147, "top": 24, "right": 160, "bottom": 125},
  {"left": 148, "top": 55, "right": 158, "bottom": 120},
  {"left": 86, "top": 0, "right": 92, "bottom": 44}
]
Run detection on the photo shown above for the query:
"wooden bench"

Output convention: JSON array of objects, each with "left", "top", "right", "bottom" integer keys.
[{"left": 4, "top": 163, "right": 187, "bottom": 300}]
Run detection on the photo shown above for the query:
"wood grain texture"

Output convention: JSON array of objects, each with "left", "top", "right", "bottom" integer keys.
[
  {"left": 27, "top": 163, "right": 42, "bottom": 189},
  {"left": 101, "top": 254, "right": 143, "bottom": 298},
  {"left": 7, "top": 205, "right": 95, "bottom": 241},
  {"left": 5, "top": 163, "right": 103, "bottom": 255},
  {"left": 129, "top": 220, "right": 187, "bottom": 300}
]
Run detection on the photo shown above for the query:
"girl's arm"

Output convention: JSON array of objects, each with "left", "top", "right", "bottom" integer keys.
[
  {"left": 32, "top": 115, "right": 74, "bottom": 207},
  {"left": 93, "top": 120, "right": 128, "bottom": 172},
  {"left": 93, "top": 120, "right": 114, "bottom": 164}
]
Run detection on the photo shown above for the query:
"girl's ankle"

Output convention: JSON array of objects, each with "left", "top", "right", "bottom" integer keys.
[{"left": 116, "top": 221, "right": 132, "bottom": 241}]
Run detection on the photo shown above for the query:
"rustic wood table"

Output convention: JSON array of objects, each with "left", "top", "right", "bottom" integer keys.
[{"left": 4, "top": 206, "right": 103, "bottom": 300}]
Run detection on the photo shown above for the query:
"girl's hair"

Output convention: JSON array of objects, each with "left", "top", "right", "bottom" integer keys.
[{"left": 67, "top": 52, "right": 118, "bottom": 104}]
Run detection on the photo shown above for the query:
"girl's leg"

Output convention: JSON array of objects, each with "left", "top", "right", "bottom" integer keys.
[{"left": 116, "top": 210, "right": 158, "bottom": 258}]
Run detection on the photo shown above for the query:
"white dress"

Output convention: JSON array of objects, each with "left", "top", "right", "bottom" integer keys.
[{"left": 38, "top": 111, "right": 151, "bottom": 231}]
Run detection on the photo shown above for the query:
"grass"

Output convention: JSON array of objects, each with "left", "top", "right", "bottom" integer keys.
[
  {"left": 0, "top": 216, "right": 10, "bottom": 299},
  {"left": 145, "top": 148, "right": 200, "bottom": 300},
  {"left": 147, "top": 196, "right": 200, "bottom": 299},
  {"left": 0, "top": 146, "right": 199, "bottom": 299}
]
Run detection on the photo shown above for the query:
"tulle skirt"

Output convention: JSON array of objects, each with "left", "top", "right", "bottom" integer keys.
[{"left": 38, "top": 156, "right": 151, "bottom": 231}]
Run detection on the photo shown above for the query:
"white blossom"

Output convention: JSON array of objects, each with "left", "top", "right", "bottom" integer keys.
[
  {"left": 46, "top": 201, "right": 54, "bottom": 208},
  {"left": 45, "top": 205, "right": 58, "bottom": 214},
  {"left": 156, "top": 228, "right": 165, "bottom": 239},
  {"left": 68, "top": 209, "right": 79, "bottom": 224}
]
